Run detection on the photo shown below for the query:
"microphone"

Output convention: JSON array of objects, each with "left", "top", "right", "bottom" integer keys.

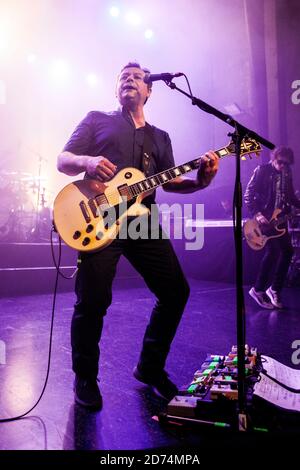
[{"left": 144, "top": 72, "right": 184, "bottom": 84}]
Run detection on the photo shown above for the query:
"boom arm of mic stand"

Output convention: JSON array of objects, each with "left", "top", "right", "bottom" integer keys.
[{"left": 166, "top": 81, "right": 275, "bottom": 150}]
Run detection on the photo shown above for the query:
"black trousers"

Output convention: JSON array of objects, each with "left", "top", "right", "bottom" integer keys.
[
  {"left": 254, "top": 230, "right": 294, "bottom": 293},
  {"left": 71, "top": 225, "right": 190, "bottom": 379}
]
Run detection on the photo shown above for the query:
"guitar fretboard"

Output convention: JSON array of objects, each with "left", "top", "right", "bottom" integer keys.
[{"left": 128, "top": 145, "right": 230, "bottom": 198}]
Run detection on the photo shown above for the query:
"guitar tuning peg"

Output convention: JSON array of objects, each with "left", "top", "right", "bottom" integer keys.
[{"left": 241, "top": 156, "right": 247, "bottom": 161}]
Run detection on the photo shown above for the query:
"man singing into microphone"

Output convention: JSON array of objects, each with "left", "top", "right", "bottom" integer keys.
[{"left": 57, "top": 62, "right": 219, "bottom": 409}]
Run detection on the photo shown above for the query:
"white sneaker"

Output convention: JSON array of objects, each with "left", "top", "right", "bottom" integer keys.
[
  {"left": 249, "top": 287, "right": 274, "bottom": 309},
  {"left": 266, "top": 287, "right": 283, "bottom": 309}
]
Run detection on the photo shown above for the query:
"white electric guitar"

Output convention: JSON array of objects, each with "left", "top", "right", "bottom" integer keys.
[
  {"left": 53, "top": 137, "right": 261, "bottom": 252},
  {"left": 243, "top": 208, "right": 291, "bottom": 250}
]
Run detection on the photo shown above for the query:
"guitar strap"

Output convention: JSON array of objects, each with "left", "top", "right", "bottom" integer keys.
[{"left": 142, "top": 123, "right": 154, "bottom": 177}]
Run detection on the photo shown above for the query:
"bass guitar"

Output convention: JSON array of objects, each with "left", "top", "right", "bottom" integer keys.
[{"left": 243, "top": 208, "right": 291, "bottom": 250}]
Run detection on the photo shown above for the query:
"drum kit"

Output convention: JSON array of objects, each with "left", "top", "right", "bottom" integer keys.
[{"left": 0, "top": 170, "right": 52, "bottom": 242}]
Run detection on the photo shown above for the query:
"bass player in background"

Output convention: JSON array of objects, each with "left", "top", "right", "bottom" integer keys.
[{"left": 244, "top": 146, "right": 300, "bottom": 309}]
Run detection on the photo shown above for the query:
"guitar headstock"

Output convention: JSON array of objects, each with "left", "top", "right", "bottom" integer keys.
[{"left": 226, "top": 137, "right": 262, "bottom": 160}]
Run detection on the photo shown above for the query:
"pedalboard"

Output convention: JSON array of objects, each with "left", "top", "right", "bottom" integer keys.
[{"left": 165, "top": 345, "right": 261, "bottom": 425}]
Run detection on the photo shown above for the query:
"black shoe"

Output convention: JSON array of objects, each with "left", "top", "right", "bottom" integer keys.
[
  {"left": 74, "top": 376, "right": 103, "bottom": 410},
  {"left": 133, "top": 366, "right": 178, "bottom": 401}
]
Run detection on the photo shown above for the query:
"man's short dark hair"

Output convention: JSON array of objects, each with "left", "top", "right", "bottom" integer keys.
[
  {"left": 120, "top": 61, "right": 152, "bottom": 87},
  {"left": 120, "top": 62, "right": 150, "bottom": 75},
  {"left": 271, "top": 146, "right": 295, "bottom": 164}
]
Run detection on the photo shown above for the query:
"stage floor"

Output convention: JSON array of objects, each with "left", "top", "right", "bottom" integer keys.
[{"left": 0, "top": 279, "right": 299, "bottom": 452}]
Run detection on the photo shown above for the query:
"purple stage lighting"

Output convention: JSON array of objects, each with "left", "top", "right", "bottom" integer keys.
[
  {"left": 144, "top": 29, "right": 154, "bottom": 39},
  {"left": 50, "top": 59, "right": 70, "bottom": 83},
  {"left": 109, "top": 6, "right": 120, "bottom": 18},
  {"left": 125, "top": 11, "right": 141, "bottom": 26},
  {"left": 86, "top": 73, "right": 98, "bottom": 87}
]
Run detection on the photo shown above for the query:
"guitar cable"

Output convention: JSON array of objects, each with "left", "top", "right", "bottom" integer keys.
[
  {"left": 0, "top": 227, "right": 76, "bottom": 423},
  {"left": 50, "top": 224, "right": 79, "bottom": 280}
]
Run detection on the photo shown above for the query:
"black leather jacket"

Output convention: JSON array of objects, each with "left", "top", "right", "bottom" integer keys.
[{"left": 244, "top": 162, "right": 300, "bottom": 218}]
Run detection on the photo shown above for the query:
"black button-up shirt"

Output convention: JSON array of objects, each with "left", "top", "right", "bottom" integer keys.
[{"left": 63, "top": 108, "right": 175, "bottom": 184}]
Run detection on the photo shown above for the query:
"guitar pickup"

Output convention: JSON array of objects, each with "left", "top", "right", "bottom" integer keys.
[
  {"left": 79, "top": 201, "right": 91, "bottom": 223},
  {"left": 88, "top": 199, "right": 99, "bottom": 218},
  {"left": 118, "top": 184, "right": 131, "bottom": 201}
]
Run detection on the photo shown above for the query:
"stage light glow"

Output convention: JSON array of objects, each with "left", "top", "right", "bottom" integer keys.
[
  {"left": 86, "top": 73, "right": 98, "bottom": 87},
  {"left": 109, "top": 6, "right": 120, "bottom": 17},
  {"left": 0, "top": 22, "right": 10, "bottom": 56},
  {"left": 27, "top": 53, "right": 37, "bottom": 64},
  {"left": 0, "top": 37, "right": 8, "bottom": 55},
  {"left": 0, "top": 80, "right": 6, "bottom": 105},
  {"left": 0, "top": 13, "right": 20, "bottom": 58},
  {"left": 125, "top": 11, "right": 141, "bottom": 26},
  {"left": 144, "top": 29, "right": 154, "bottom": 39},
  {"left": 50, "top": 59, "right": 70, "bottom": 82}
]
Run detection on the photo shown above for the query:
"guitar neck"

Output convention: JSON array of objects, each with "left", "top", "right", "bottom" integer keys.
[{"left": 128, "top": 145, "right": 231, "bottom": 198}]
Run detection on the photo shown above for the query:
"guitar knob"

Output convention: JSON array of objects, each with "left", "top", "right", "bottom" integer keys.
[
  {"left": 73, "top": 230, "right": 81, "bottom": 240},
  {"left": 96, "top": 231, "right": 103, "bottom": 240},
  {"left": 86, "top": 224, "right": 94, "bottom": 233},
  {"left": 82, "top": 237, "right": 90, "bottom": 246}
]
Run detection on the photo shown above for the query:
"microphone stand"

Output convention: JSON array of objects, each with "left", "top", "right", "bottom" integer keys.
[
  {"left": 29, "top": 154, "right": 45, "bottom": 241},
  {"left": 164, "top": 79, "right": 275, "bottom": 429}
]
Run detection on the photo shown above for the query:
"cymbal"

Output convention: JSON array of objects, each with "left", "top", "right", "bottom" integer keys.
[
  {"left": 20, "top": 175, "right": 47, "bottom": 182},
  {"left": 0, "top": 170, "right": 32, "bottom": 176},
  {"left": 0, "top": 170, "right": 18, "bottom": 175}
]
